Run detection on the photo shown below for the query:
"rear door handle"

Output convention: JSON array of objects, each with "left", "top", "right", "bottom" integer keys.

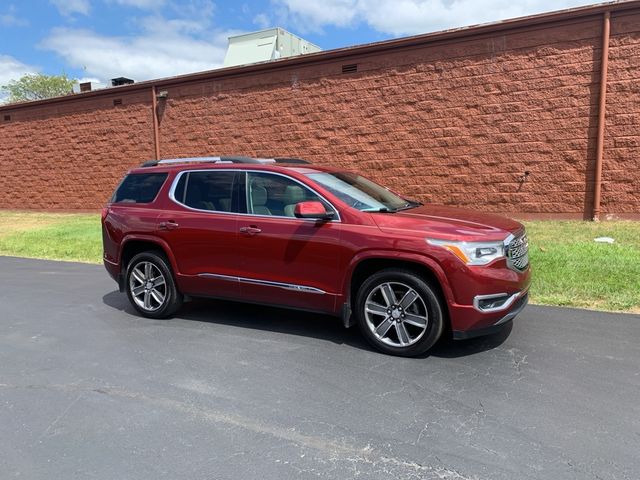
[
  {"left": 159, "top": 221, "right": 179, "bottom": 230},
  {"left": 240, "top": 226, "right": 262, "bottom": 235}
]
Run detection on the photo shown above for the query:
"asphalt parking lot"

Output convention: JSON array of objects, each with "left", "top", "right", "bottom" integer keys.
[{"left": 1, "top": 256, "right": 639, "bottom": 480}]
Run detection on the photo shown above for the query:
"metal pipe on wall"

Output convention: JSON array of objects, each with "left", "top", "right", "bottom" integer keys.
[
  {"left": 592, "top": 11, "right": 611, "bottom": 221},
  {"left": 151, "top": 85, "right": 161, "bottom": 160}
]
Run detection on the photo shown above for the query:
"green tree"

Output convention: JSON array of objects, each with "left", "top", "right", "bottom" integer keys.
[{"left": 1, "top": 73, "right": 77, "bottom": 103}]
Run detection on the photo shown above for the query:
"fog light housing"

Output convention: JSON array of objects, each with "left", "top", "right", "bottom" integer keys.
[{"left": 473, "top": 293, "right": 517, "bottom": 312}]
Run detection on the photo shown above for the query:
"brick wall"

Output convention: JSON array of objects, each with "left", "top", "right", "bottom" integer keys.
[
  {"left": 601, "top": 11, "right": 640, "bottom": 215},
  {"left": 0, "top": 90, "right": 154, "bottom": 209},
  {"left": 0, "top": 6, "right": 638, "bottom": 217}
]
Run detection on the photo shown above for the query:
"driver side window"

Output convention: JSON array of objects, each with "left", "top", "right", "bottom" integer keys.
[{"left": 246, "top": 172, "right": 330, "bottom": 217}]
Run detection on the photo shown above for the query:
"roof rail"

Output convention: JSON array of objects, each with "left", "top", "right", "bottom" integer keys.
[
  {"left": 141, "top": 157, "right": 221, "bottom": 167},
  {"left": 220, "top": 156, "right": 267, "bottom": 164},
  {"left": 274, "top": 158, "right": 310, "bottom": 164},
  {"left": 141, "top": 156, "right": 311, "bottom": 167}
]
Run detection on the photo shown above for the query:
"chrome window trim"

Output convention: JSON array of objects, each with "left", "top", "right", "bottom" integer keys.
[
  {"left": 168, "top": 169, "right": 341, "bottom": 222},
  {"left": 168, "top": 169, "right": 239, "bottom": 217},
  {"left": 198, "top": 273, "right": 326, "bottom": 295}
]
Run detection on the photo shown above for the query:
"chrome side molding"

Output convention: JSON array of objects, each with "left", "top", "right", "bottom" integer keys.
[
  {"left": 198, "top": 273, "right": 326, "bottom": 295},
  {"left": 198, "top": 273, "right": 238, "bottom": 282}
]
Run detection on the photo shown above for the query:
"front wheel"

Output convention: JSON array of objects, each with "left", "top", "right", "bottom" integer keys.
[
  {"left": 125, "top": 251, "right": 183, "bottom": 318},
  {"left": 355, "top": 269, "right": 444, "bottom": 357}
]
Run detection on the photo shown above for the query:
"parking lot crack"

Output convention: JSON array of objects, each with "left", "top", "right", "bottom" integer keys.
[{"left": 36, "top": 392, "right": 84, "bottom": 442}]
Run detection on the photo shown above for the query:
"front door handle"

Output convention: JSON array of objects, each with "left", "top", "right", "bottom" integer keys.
[
  {"left": 240, "top": 226, "right": 262, "bottom": 235},
  {"left": 159, "top": 221, "right": 179, "bottom": 230}
]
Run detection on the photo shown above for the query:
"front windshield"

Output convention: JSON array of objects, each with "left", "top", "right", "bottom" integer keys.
[{"left": 307, "top": 172, "right": 418, "bottom": 212}]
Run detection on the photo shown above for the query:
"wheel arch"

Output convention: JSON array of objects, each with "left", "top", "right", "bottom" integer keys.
[
  {"left": 343, "top": 251, "right": 453, "bottom": 327},
  {"left": 118, "top": 235, "right": 179, "bottom": 290}
]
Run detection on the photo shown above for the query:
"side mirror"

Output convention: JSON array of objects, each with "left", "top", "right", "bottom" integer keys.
[{"left": 294, "top": 201, "right": 335, "bottom": 220}]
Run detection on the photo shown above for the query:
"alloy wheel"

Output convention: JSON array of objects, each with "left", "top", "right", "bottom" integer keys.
[
  {"left": 364, "top": 281, "right": 429, "bottom": 347},
  {"left": 129, "top": 261, "right": 167, "bottom": 312}
]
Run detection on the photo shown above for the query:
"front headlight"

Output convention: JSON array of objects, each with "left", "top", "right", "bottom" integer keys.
[{"left": 426, "top": 238, "right": 506, "bottom": 266}]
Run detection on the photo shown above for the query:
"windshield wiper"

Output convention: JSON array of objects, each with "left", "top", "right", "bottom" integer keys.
[
  {"left": 363, "top": 207, "right": 397, "bottom": 213},
  {"left": 395, "top": 200, "right": 422, "bottom": 211}
]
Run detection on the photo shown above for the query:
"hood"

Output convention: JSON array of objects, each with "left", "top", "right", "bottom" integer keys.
[{"left": 371, "top": 204, "right": 523, "bottom": 241}]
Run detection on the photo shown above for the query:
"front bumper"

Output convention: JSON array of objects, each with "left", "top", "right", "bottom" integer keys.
[{"left": 452, "top": 291, "right": 528, "bottom": 340}]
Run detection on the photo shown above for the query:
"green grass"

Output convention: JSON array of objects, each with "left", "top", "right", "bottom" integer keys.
[
  {"left": 525, "top": 220, "right": 640, "bottom": 313},
  {"left": 0, "top": 211, "right": 639, "bottom": 313},
  {"left": 0, "top": 211, "right": 102, "bottom": 264}
]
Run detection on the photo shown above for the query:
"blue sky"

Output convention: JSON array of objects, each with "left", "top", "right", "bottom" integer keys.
[{"left": 1, "top": 0, "right": 599, "bottom": 93}]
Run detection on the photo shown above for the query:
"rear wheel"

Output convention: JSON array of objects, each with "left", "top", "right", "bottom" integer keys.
[
  {"left": 355, "top": 269, "right": 444, "bottom": 357},
  {"left": 125, "top": 251, "right": 182, "bottom": 318}
]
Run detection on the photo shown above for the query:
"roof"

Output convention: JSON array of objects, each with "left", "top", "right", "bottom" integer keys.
[{"left": 1, "top": 0, "right": 638, "bottom": 112}]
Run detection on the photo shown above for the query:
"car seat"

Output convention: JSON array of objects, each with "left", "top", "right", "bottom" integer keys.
[
  {"left": 250, "top": 182, "right": 271, "bottom": 215},
  {"left": 283, "top": 185, "right": 306, "bottom": 217}
]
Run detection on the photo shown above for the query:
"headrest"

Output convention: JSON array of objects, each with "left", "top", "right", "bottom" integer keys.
[
  {"left": 284, "top": 185, "right": 305, "bottom": 205},
  {"left": 252, "top": 185, "right": 268, "bottom": 206}
]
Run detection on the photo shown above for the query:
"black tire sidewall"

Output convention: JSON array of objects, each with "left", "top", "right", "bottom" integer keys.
[
  {"left": 125, "top": 251, "right": 182, "bottom": 319},
  {"left": 355, "top": 269, "right": 444, "bottom": 357}
]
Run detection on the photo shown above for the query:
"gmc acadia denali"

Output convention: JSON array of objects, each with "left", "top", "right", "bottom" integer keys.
[{"left": 102, "top": 156, "right": 530, "bottom": 356}]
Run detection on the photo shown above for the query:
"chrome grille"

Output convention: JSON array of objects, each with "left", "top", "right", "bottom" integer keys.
[{"left": 507, "top": 233, "right": 529, "bottom": 271}]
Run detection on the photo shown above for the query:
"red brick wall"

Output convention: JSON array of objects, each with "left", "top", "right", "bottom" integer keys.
[
  {"left": 0, "top": 90, "right": 154, "bottom": 209},
  {"left": 0, "top": 8, "right": 638, "bottom": 217},
  {"left": 602, "top": 11, "right": 640, "bottom": 215}
]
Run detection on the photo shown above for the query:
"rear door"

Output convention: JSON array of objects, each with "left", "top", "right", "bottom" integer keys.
[
  {"left": 235, "top": 171, "right": 343, "bottom": 314},
  {"left": 156, "top": 169, "right": 242, "bottom": 299}
]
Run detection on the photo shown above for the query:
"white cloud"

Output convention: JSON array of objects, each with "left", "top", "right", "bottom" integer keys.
[
  {"left": 1, "top": 5, "right": 28, "bottom": 27},
  {"left": 112, "top": 0, "right": 166, "bottom": 8},
  {"left": 273, "top": 0, "right": 599, "bottom": 36},
  {"left": 277, "top": 0, "right": 358, "bottom": 30},
  {"left": 0, "top": 55, "right": 39, "bottom": 87},
  {"left": 0, "top": 55, "right": 39, "bottom": 103},
  {"left": 50, "top": 0, "right": 91, "bottom": 16},
  {"left": 41, "top": 14, "right": 232, "bottom": 83},
  {"left": 253, "top": 13, "right": 271, "bottom": 29}
]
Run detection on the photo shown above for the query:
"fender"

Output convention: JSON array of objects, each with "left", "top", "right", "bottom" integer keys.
[
  {"left": 119, "top": 234, "right": 181, "bottom": 276},
  {"left": 340, "top": 249, "right": 455, "bottom": 307}
]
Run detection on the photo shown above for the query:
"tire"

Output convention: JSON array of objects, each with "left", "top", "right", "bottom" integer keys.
[
  {"left": 125, "top": 251, "right": 183, "bottom": 319},
  {"left": 355, "top": 268, "right": 444, "bottom": 357}
]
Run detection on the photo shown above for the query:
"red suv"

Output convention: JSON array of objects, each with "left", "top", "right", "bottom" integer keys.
[{"left": 102, "top": 156, "right": 530, "bottom": 356}]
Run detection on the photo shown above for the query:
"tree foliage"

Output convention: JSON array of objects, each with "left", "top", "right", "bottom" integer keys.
[{"left": 1, "top": 73, "right": 77, "bottom": 104}]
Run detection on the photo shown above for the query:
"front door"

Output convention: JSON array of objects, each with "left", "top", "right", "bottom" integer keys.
[{"left": 236, "top": 171, "right": 343, "bottom": 314}]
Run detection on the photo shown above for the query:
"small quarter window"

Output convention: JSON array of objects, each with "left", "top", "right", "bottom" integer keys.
[{"left": 111, "top": 173, "right": 167, "bottom": 203}]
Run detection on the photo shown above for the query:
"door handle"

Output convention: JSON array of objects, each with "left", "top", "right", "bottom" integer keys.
[
  {"left": 159, "top": 221, "right": 179, "bottom": 230},
  {"left": 240, "top": 226, "right": 262, "bottom": 235}
]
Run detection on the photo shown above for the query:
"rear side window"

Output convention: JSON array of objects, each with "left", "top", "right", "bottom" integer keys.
[
  {"left": 111, "top": 173, "right": 168, "bottom": 204},
  {"left": 172, "top": 171, "right": 238, "bottom": 212}
]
